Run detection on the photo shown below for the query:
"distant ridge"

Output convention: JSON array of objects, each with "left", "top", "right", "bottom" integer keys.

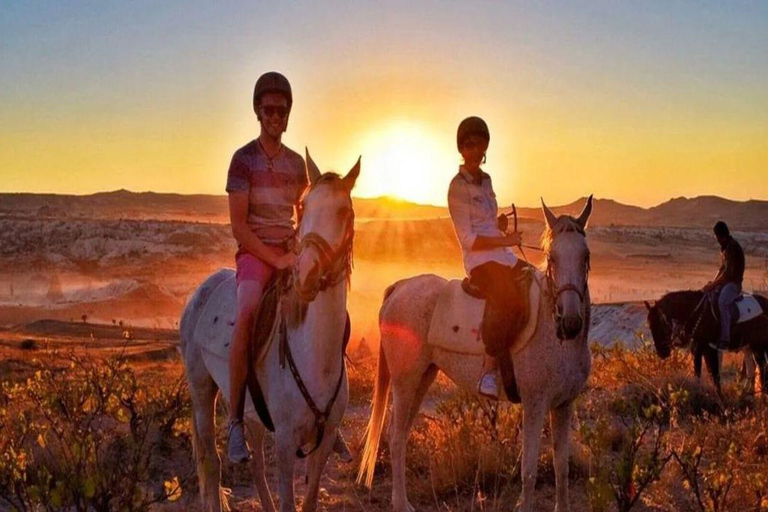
[
  {"left": 1, "top": 190, "right": 767, "bottom": 230},
  {"left": 516, "top": 195, "right": 768, "bottom": 230}
]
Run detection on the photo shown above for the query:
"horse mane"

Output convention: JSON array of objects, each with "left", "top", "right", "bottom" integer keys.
[
  {"left": 656, "top": 289, "right": 705, "bottom": 318},
  {"left": 540, "top": 216, "right": 585, "bottom": 255}
]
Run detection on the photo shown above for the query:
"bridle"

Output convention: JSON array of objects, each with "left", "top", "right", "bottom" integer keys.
[
  {"left": 293, "top": 200, "right": 355, "bottom": 302},
  {"left": 654, "top": 294, "right": 708, "bottom": 349},
  {"left": 544, "top": 226, "right": 590, "bottom": 323}
]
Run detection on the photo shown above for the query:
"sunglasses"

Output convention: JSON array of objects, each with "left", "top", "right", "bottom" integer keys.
[
  {"left": 260, "top": 105, "right": 290, "bottom": 119},
  {"left": 462, "top": 139, "right": 488, "bottom": 151}
]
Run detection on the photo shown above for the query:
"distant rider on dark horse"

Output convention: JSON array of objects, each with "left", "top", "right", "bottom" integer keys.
[{"left": 703, "top": 221, "right": 745, "bottom": 351}]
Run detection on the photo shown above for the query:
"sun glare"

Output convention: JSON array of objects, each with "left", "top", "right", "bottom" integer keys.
[{"left": 353, "top": 121, "right": 455, "bottom": 206}]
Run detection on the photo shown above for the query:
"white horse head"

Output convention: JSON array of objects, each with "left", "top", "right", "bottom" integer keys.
[
  {"left": 541, "top": 195, "right": 593, "bottom": 340},
  {"left": 295, "top": 149, "right": 360, "bottom": 301}
]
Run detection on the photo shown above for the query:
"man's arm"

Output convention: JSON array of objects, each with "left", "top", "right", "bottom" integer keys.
[{"left": 228, "top": 193, "right": 294, "bottom": 269}]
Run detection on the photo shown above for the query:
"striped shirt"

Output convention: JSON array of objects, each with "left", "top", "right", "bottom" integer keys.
[
  {"left": 448, "top": 166, "right": 518, "bottom": 275},
  {"left": 225, "top": 140, "right": 308, "bottom": 245}
]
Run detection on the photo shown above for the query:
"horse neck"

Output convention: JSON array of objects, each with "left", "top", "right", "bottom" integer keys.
[
  {"left": 661, "top": 291, "right": 703, "bottom": 321},
  {"left": 292, "top": 281, "right": 347, "bottom": 375}
]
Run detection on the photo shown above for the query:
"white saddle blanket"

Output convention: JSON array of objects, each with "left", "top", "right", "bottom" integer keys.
[
  {"left": 736, "top": 294, "right": 763, "bottom": 323},
  {"left": 192, "top": 272, "right": 238, "bottom": 362},
  {"left": 427, "top": 272, "right": 542, "bottom": 356}
]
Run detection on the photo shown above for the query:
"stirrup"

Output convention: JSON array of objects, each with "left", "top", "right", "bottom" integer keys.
[
  {"left": 477, "top": 371, "right": 500, "bottom": 400},
  {"left": 227, "top": 419, "right": 251, "bottom": 464},
  {"left": 709, "top": 340, "right": 729, "bottom": 352}
]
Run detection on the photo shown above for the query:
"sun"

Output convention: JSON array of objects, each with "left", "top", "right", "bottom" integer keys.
[{"left": 352, "top": 120, "right": 455, "bottom": 206}]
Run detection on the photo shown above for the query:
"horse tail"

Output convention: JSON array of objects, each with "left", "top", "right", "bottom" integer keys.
[{"left": 356, "top": 340, "right": 391, "bottom": 488}]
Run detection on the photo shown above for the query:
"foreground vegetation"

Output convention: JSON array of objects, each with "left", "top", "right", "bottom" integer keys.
[{"left": 2, "top": 334, "right": 767, "bottom": 511}]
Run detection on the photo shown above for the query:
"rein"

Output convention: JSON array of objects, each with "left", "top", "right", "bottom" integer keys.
[
  {"left": 280, "top": 319, "right": 346, "bottom": 458},
  {"left": 657, "top": 294, "right": 708, "bottom": 347}
]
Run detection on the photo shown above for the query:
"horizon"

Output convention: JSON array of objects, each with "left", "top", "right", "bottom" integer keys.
[
  {"left": 3, "top": 187, "right": 768, "bottom": 212},
  {"left": 2, "top": 2, "right": 767, "bottom": 208}
]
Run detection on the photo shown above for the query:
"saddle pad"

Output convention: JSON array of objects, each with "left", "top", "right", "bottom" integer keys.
[
  {"left": 192, "top": 271, "right": 238, "bottom": 362},
  {"left": 193, "top": 271, "right": 283, "bottom": 364},
  {"left": 737, "top": 294, "right": 763, "bottom": 323},
  {"left": 427, "top": 273, "right": 541, "bottom": 356}
]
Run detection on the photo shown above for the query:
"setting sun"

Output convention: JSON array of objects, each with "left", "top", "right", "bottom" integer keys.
[{"left": 352, "top": 120, "right": 455, "bottom": 206}]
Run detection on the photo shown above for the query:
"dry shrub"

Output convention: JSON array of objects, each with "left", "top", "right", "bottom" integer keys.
[
  {"left": 347, "top": 357, "right": 377, "bottom": 407},
  {"left": 0, "top": 352, "right": 195, "bottom": 511},
  {"left": 669, "top": 407, "right": 768, "bottom": 512},
  {"left": 405, "top": 391, "right": 523, "bottom": 505}
]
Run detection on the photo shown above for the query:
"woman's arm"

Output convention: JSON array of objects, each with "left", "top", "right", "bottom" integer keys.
[
  {"left": 448, "top": 181, "right": 521, "bottom": 252},
  {"left": 472, "top": 233, "right": 522, "bottom": 250}
]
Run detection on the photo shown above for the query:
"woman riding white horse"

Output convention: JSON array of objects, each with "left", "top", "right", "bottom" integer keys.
[{"left": 358, "top": 192, "right": 594, "bottom": 512}]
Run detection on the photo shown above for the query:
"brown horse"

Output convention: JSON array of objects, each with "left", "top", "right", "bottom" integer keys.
[{"left": 645, "top": 290, "right": 768, "bottom": 394}]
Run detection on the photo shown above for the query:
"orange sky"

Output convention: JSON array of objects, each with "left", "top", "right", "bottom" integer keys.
[{"left": 1, "top": 2, "right": 766, "bottom": 207}]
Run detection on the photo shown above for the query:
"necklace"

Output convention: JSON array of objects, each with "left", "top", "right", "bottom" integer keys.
[{"left": 258, "top": 138, "right": 283, "bottom": 170}]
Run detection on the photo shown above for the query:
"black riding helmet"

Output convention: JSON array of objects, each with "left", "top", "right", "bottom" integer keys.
[
  {"left": 457, "top": 116, "right": 490, "bottom": 151},
  {"left": 253, "top": 71, "right": 293, "bottom": 115}
]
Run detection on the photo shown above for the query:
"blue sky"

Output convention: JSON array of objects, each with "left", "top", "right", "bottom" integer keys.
[{"left": 1, "top": 1, "right": 766, "bottom": 206}]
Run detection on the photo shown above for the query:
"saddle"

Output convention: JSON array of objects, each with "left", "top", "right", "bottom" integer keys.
[
  {"left": 709, "top": 290, "right": 764, "bottom": 326},
  {"left": 429, "top": 265, "right": 541, "bottom": 403}
]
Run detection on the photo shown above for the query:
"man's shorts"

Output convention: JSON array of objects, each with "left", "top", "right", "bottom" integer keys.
[{"left": 235, "top": 248, "right": 284, "bottom": 288}]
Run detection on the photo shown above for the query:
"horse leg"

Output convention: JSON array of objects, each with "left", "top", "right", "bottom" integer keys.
[
  {"left": 301, "top": 430, "right": 335, "bottom": 512},
  {"left": 754, "top": 349, "right": 768, "bottom": 394},
  {"left": 187, "top": 366, "right": 226, "bottom": 512},
  {"left": 516, "top": 403, "right": 548, "bottom": 512},
  {"left": 245, "top": 418, "right": 276, "bottom": 512},
  {"left": 739, "top": 348, "right": 756, "bottom": 394},
  {"left": 704, "top": 347, "right": 722, "bottom": 395},
  {"left": 390, "top": 367, "right": 433, "bottom": 512},
  {"left": 692, "top": 346, "right": 703, "bottom": 379},
  {"left": 275, "top": 430, "right": 298, "bottom": 512},
  {"left": 550, "top": 402, "right": 573, "bottom": 512},
  {"left": 406, "top": 365, "right": 438, "bottom": 429}
]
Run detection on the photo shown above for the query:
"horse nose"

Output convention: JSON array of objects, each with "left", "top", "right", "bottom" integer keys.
[{"left": 562, "top": 315, "right": 583, "bottom": 340}]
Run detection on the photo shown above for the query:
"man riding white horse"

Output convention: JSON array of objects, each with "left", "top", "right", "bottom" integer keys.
[{"left": 224, "top": 71, "right": 350, "bottom": 463}]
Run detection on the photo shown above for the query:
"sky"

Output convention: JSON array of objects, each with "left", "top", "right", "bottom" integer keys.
[{"left": 1, "top": 1, "right": 766, "bottom": 207}]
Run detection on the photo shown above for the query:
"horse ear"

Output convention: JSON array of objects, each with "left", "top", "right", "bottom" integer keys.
[
  {"left": 644, "top": 300, "right": 652, "bottom": 311},
  {"left": 305, "top": 147, "right": 321, "bottom": 185},
  {"left": 576, "top": 194, "right": 594, "bottom": 229},
  {"left": 541, "top": 198, "right": 558, "bottom": 230},
  {"left": 342, "top": 156, "right": 361, "bottom": 192}
]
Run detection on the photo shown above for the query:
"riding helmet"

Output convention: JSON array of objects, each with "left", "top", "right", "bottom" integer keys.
[
  {"left": 457, "top": 116, "right": 490, "bottom": 151},
  {"left": 253, "top": 72, "right": 293, "bottom": 113}
]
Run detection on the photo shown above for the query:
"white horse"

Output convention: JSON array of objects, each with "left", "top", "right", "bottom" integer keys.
[
  {"left": 358, "top": 196, "right": 594, "bottom": 512},
  {"left": 179, "top": 152, "right": 360, "bottom": 512}
]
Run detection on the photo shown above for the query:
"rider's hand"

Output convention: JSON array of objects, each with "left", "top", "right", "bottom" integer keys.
[
  {"left": 497, "top": 214, "right": 509, "bottom": 233},
  {"left": 505, "top": 232, "right": 523, "bottom": 246},
  {"left": 274, "top": 252, "right": 297, "bottom": 270}
]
